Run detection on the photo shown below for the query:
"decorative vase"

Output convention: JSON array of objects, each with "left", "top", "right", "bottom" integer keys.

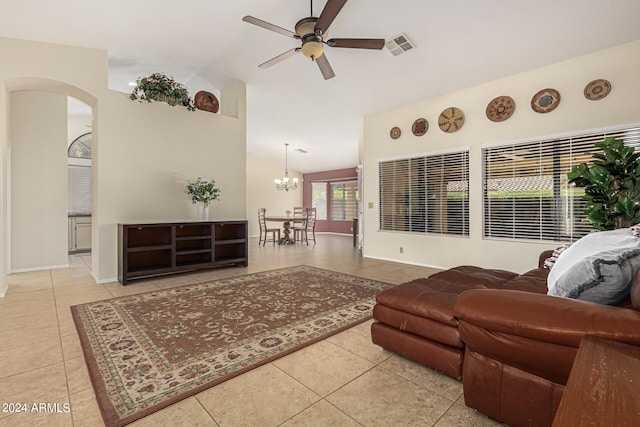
[{"left": 197, "top": 203, "right": 210, "bottom": 221}]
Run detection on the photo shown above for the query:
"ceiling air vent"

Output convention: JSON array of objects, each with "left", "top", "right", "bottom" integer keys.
[{"left": 385, "top": 33, "right": 415, "bottom": 56}]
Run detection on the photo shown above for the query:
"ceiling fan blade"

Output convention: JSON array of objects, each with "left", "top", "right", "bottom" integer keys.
[
  {"left": 327, "top": 38, "right": 385, "bottom": 49},
  {"left": 242, "top": 16, "right": 298, "bottom": 39},
  {"left": 315, "top": 54, "right": 336, "bottom": 80},
  {"left": 258, "top": 48, "right": 300, "bottom": 69},
  {"left": 315, "top": 0, "right": 348, "bottom": 35}
]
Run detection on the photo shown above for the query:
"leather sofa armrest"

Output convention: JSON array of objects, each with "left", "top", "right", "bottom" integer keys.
[
  {"left": 454, "top": 289, "right": 640, "bottom": 348},
  {"left": 538, "top": 249, "right": 554, "bottom": 269}
]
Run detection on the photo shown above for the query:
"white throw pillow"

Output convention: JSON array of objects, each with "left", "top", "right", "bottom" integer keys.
[{"left": 547, "top": 228, "right": 640, "bottom": 295}]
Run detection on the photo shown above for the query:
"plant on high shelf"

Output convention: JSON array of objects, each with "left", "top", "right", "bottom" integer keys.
[
  {"left": 185, "top": 178, "right": 221, "bottom": 208},
  {"left": 130, "top": 72, "right": 195, "bottom": 111},
  {"left": 568, "top": 136, "right": 640, "bottom": 230}
]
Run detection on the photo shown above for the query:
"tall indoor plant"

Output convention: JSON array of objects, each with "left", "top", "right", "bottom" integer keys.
[
  {"left": 567, "top": 136, "right": 640, "bottom": 230},
  {"left": 130, "top": 72, "right": 195, "bottom": 111},
  {"left": 185, "top": 178, "right": 221, "bottom": 220}
]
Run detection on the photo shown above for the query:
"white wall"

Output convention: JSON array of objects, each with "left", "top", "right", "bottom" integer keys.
[
  {"left": 10, "top": 91, "right": 68, "bottom": 271},
  {"left": 1, "top": 37, "right": 247, "bottom": 285},
  {"left": 362, "top": 40, "right": 640, "bottom": 273},
  {"left": 0, "top": 81, "right": 6, "bottom": 296},
  {"left": 246, "top": 153, "right": 303, "bottom": 237},
  {"left": 95, "top": 86, "right": 246, "bottom": 282},
  {"left": 68, "top": 113, "right": 91, "bottom": 147}
]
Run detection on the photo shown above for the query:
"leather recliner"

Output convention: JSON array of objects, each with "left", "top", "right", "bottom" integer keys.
[
  {"left": 372, "top": 250, "right": 640, "bottom": 426},
  {"left": 454, "top": 268, "right": 640, "bottom": 426}
]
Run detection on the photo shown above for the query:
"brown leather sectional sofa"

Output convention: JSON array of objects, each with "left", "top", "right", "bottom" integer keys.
[{"left": 371, "top": 250, "right": 640, "bottom": 426}]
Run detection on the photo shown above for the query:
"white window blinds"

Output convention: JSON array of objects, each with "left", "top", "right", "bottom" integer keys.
[
  {"left": 68, "top": 165, "right": 92, "bottom": 214},
  {"left": 379, "top": 149, "right": 469, "bottom": 236},
  {"left": 311, "top": 182, "right": 327, "bottom": 220},
  {"left": 483, "top": 126, "right": 640, "bottom": 242},
  {"left": 330, "top": 180, "right": 358, "bottom": 220}
]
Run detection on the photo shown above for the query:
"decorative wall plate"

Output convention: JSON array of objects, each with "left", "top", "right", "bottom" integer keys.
[
  {"left": 390, "top": 126, "right": 401, "bottom": 139},
  {"left": 411, "top": 118, "right": 429, "bottom": 136},
  {"left": 486, "top": 96, "right": 516, "bottom": 122},
  {"left": 531, "top": 88, "right": 560, "bottom": 113},
  {"left": 194, "top": 90, "right": 219, "bottom": 113},
  {"left": 438, "top": 107, "right": 465, "bottom": 132},
  {"left": 584, "top": 79, "right": 611, "bottom": 100}
]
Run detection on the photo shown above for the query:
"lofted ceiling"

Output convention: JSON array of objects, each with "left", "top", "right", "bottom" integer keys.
[{"left": 2, "top": 0, "right": 640, "bottom": 173}]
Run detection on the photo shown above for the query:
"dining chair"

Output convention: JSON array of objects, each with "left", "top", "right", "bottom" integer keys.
[
  {"left": 292, "top": 206, "right": 307, "bottom": 242},
  {"left": 297, "top": 207, "right": 316, "bottom": 245},
  {"left": 258, "top": 208, "right": 280, "bottom": 245}
]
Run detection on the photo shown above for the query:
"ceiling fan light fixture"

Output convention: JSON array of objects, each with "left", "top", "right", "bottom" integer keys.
[
  {"left": 295, "top": 17, "right": 317, "bottom": 37},
  {"left": 243, "top": 0, "right": 383, "bottom": 79},
  {"left": 301, "top": 38, "right": 324, "bottom": 59}
]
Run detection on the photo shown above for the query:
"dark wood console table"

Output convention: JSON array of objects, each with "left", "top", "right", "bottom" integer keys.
[
  {"left": 118, "top": 220, "right": 248, "bottom": 285},
  {"left": 552, "top": 336, "right": 640, "bottom": 426}
]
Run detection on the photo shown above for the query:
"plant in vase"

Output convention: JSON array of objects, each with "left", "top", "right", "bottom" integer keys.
[
  {"left": 130, "top": 72, "right": 196, "bottom": 111},
  {"left": 185, "top": 178, "right": 221, "bottom": 220},
  {"left": 568, "top": 136, "right": 640, "bottom": 230}
]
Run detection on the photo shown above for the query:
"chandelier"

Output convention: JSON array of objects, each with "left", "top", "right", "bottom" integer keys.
[{"left": 274, "top": 143, "right": 298, "bottom": 191}]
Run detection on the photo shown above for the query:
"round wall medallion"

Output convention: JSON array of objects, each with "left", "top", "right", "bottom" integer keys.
[
  {"left": 411, "top": 118, "right": 429, "bottom": 136},
  {"left": 438, "top": 107, "right": 465, "bottom": 132},
  {"left": 486, "top": 96, "right": 516, "bottom": 122},
  {"left": 390, "top": 126, "right": 401, "bottom": 139},
  {"left": 531, "top": 88, "right": 560, "bottom": 113},
  {"left": 194, "top": 90, "right": 219, "bottom": 113},
  {"left": 584, "top": 79, "right": 611, "bottom": 100}
]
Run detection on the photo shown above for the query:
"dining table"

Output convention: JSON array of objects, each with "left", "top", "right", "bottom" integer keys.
[{"left": 264, "top": 215, "right": 305, "bottom": 244}]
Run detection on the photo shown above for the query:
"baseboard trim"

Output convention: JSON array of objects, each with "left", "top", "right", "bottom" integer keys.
[
  {"left": 362, "top": 254, "right": 446, "bottom": 271},
  {"left": 95, "top": 276, "right": 118, "bottom": 285},
  {"left": 10, "top": 264, "right": 69, "bottom": 274}
]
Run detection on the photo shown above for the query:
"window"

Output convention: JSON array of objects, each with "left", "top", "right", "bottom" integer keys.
[
  {"left": 68, "top": 165, "right": 92, "bottom": 213},
  {"left": 68, "top": 132, "right": 92, "bottom": 159},
  {"left": 312, "top": 182, "right": 327, "bottom": 220},
  {"left": 330, "top": 180, "right": 358, "bottom": 220},
  {"left": 312, "top": 180, "right": 359, "bottom": 221},
  {"left": 379, "top": 149, "right": 469, "bottom": 236},
  {"left": 483, "top": 126, "right": 640, "bottom": 242}
]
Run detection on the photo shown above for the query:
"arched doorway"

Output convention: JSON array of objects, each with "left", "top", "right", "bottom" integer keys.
[{"left": 2, "top": 78, "right": 98, "bottom": 280}]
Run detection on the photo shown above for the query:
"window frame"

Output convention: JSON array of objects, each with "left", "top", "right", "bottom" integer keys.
[
  {"left": 377, "top": 147, "right": 470, "bottom": 237},
  {"left": 482, "top": 125, "right": 640, "bottom": 244}
]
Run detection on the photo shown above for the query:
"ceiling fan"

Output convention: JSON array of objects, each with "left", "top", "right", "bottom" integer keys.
[{"left": 242, "top": 0, "right": 385, "bottom": 80}]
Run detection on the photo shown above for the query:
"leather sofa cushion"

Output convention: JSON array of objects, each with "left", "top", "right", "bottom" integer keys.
[
  {"left": 429, "top": 266, "right": 519, "bottom": 288},
  {"left": 373, "top": 304, "right": 463, "bottom": 347},
  {"left": 375, "top": 279, "right": 461, "bottom": 325},
  {"left": 501, "top": 268, "right": 549, "bottom": 293}
]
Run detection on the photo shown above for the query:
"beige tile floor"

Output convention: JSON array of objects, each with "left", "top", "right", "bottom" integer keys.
[{"left": 0, "top": 234, "right": 505, "bottom": 427}]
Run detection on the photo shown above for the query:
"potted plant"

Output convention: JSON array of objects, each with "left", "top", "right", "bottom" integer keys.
[
  {"left": 568, "top": 136, "right": 640, "bottom": 230},
  {"left": 185, "top": 178, "right": 221, "bottom": 220},
  {"left": 130, "top": 72, "right": 195, "bottom": 111}
]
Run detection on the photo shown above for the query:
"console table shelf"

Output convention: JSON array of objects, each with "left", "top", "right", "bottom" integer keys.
[{"left": 118, "top": 220, "right": 248, "bottom": 285}]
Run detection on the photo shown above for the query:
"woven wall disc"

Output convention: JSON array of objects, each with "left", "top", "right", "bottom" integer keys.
[
  {"left": 411, "top": 118, "right": 429, "bottom": 136},
  {"left": 438, "top": 107, "right": 465, "bottom": 132},
  {"left": 531, "top": 88, "right": 560, "bottom": 113},
  {"left": 390, "top": 126, "right": 401, "bottom": 139},
  {"left": 584, "top": 79, "right": 611, "bottom": 100},
  {"left": 194, "top": 90, "right": 219, "bottom": 113},
  {"left": 486, "top": 96, "right": 516, "bottom": 122}
]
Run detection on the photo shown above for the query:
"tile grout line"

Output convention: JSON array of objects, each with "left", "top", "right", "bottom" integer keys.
[{"left": 50, "top": 267, "right": 77, "bottom": 426}]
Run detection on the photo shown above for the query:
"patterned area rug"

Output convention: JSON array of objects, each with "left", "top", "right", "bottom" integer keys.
[{"left": 71, "top": 266, "right": 391, "bottom": 427}]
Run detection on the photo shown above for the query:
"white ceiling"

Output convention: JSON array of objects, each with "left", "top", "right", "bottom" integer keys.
[{"left": 2, "top": 0, "right": 640, "bottom": 173}]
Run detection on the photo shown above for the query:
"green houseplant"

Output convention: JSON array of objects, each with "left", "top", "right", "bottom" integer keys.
[
  {"left": 185, "top": 178, "right": 221, "bottom": 221},
  {"left": 567, "top": 136, "right": 640, "bottom": 230},
  {"left": 185, "top": 178, "right": 221, "bottom": 207},
  {"left": 130, "top": 72, "right": 195, "bottom": 111}
]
